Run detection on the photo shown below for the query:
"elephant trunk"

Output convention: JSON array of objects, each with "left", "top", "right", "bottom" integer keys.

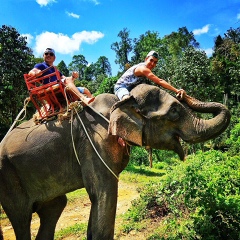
[{"left": 181, "top": 94, "right": 231, "bottom": 143}]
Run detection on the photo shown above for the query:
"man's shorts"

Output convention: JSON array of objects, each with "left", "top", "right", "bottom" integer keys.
[
  {"left": 114, "top": 86, "right": 130, "bottom": 100},
  {"left": 77, "top": 87, "right": 85, "bottom": 94}
]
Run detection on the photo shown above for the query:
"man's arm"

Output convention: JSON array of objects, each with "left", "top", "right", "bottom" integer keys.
[
  {"left": 136, "top": 66, "right": 179, "bottom": 93},
  {"left": 135, "top": 65, "right": 186, "bottom": 99}
]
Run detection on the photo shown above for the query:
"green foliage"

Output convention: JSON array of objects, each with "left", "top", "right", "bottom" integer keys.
[
  {"left": 94, "top": 56, "right": 112, "bottom": 77},
  {"left": 129, "top": 147, "right": 179, "bottom": 168},
  {"left": 111, "top": 28, "right": 133, "bottom": 70},
  {"left": 226, "top": 120, "right": 240, "bottom": 156},
  {"left": 163, "top": 26, "right": 199, "bottom": 58},
  {"left": 95, "top": 76, "right": 118, "bottom": 95},
  {"left": 124, "top": 150, "right": 240, "bottom": 239},
  {"left": 57, "top": 60, "right": 69, "bottom": 76},
  {"left": 173, "top": 47, "right": 214, "bottom": 100},
  {"left": 211, "top": 27, "right": 240, "bottom": 108},
  {"left": 0, "top": 25, "right": 34, "bottom": 140},
  {"left": 68, "top": 54, "right": 88, "bottom": 81},
  {"left": 131, "top": 31, "right": 163, "bottom": 64},
  {"left": 130, "top": 147, "right": 149, "bottom": 166}
]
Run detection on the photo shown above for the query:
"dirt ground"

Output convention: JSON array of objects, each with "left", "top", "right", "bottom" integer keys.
[{"left": 1, "top": 180, "right": 140, "bottom": 240}]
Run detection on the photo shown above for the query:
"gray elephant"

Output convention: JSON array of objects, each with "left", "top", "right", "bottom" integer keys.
[{"left": 0, "top": 84, "right": 230, "bottom": 240}]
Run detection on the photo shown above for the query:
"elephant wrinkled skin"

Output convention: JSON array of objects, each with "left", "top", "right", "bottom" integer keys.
[{"left": 0, "top": 84, "right": 230, "bottom": 239}]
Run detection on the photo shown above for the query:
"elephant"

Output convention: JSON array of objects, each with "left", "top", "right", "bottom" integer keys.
[{"left": 0, "top": 84, "right": 230, "bottom": 240}]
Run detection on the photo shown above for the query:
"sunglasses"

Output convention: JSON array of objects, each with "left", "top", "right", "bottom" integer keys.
[{"left": 44, "top": 52, "right": 54, "bottom": 56}]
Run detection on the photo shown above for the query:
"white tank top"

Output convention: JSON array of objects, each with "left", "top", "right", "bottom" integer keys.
[{"left": 115, "top": 62, "right": 146, "bottom": 89}]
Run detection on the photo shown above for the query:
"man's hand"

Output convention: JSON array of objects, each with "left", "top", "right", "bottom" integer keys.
[
  {"left": 176, "top": 89, "right": 186, "bottom": 100},
  {"left": 28, "top": 69, "right": 42, "bottom": 77},
  {"left": 72, "top": 71, "right": 79, "bottom": 80}
]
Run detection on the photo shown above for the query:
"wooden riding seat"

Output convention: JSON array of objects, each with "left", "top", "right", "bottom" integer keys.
[{"left": 24, "top": 67, "right": 78, "bottom": 119}]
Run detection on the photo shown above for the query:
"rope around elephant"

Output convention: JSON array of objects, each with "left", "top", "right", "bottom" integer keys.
[{"left": 71, "top": 107, "right": 119, "bottom": 181}]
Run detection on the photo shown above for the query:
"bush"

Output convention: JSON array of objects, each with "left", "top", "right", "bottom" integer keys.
[
  {"left": 124, "top": 150, "right": 240, "bottom": 239},
  {"left": 130, "top": 146, "right": 149, "bottom": 166},
  {"left": 226, "top": 121, "right": 240, "bottom": 156},
  {"left": 129, "top": 147, "right": 179, "bottom": 167}
]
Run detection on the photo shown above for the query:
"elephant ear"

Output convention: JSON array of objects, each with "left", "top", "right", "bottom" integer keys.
[{"left": 108, "top": 96, "right": 144, "bottom": 146}]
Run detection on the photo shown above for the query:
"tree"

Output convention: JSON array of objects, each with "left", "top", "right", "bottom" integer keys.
[
  {"left": 224, "top": 27, "right": 240, "bottom": 44},
  {"left": 68, "top": 55, "right": 88, "bottom": 81},
  {"left": 163, "top": 27, "right": 199, "bottom": 59},
  {"left": 57, "top": 60, "right": 69, "bottom": 76},
  {"left": 82, "top": 56, "right": 112, "bottom": 94},
  {"left": 211, "top": 27, "right": 240, "bottom": 108},
  {"left": 83, "top": 64, "right": 96, "bottom": 82},
  {"left": 111, "top": 28, "right": 133, "bottom": 71},
  {"left": 131, "top": 31, "right": 163, "bottom": 64},
  {"left": 171, "top": 47, "right": 213, "bottom": 101},
  {"left": 95, "top": 76, "right": 118, "bottom": 95},
  {"left": 0, "top": 25, "right": 33, "bottom": 140},
  {"left": 94, "top": 56, "right": 112, "bottom": 77}
]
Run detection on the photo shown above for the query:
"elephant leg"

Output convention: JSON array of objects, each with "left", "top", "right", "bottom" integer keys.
[
  {"left": 87, "top": 180, "right": 118, "bottom": 240},
  {"left": 35, "top": 195, "right": 67, "bottom": 240},
  {"left": 1, "top": 202, "right": 32, "bottom": 240}
]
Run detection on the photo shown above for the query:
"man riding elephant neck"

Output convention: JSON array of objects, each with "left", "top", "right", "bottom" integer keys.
[{"left": 114, "top": 50, "right": 186, "bottom": 101}]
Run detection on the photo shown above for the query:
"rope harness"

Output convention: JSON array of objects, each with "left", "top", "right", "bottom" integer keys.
[{"left": 71, "top": 107, "right": 119, "bottom": 181}]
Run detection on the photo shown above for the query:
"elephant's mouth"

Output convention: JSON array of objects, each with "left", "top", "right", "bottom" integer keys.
[{"left": 144, "top": 132, "right": 185, "bottom": 161}]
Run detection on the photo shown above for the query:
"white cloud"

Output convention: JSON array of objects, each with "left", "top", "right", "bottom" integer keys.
[
  {"left": 21, "top": 34, "right": 34, "bottom": 45},
  {"left": 203, "top": 48, "right": 213, "bottom": 57},
  {"left": 91, "top": 0, "right": 100, "bottom": 4},
  {"left": 237, "top": 13, "right": 240, "bottom": 20},
  {"left": 34, "top": 31, "right": 104, "bottom": 56},
  {"left": 66, "top": 11, "right": 80, "bottom": 19},
  {"left": 36, "top": 0, "right": 56, "bottom": 7},
  {"left": 193, "top": 24, "right": 211, "bottom": 36},
  {"left": 80, "top": 0, "right": 100, "bottom": 5}
]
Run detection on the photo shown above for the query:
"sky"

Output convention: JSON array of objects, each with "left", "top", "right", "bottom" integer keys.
[{"left": 1, "top": 0, "right": 240, "bottom": 75}]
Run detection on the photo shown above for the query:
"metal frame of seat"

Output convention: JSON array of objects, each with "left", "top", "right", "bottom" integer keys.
[{"left": 24, "top": 66, "right": 77, "bottom": 119}]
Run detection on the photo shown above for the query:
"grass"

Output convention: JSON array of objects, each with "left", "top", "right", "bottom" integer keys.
[
  {"left": 121, "top": 164, "right": 166, "bottom": 184},
  {"left": 55, "top": 223, "right": 88, "bottom": 239},
  {"left": 66, "top": 188, "right": 88, "bottom": 203}
]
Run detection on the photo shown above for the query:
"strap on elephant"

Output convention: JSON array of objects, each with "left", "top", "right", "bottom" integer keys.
[{"left": 70, "top": 107, "right": 119, "bottom": 181}]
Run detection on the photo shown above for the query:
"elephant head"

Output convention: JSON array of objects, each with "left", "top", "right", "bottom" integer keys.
[{"left": 109, "top": 84, "right": 231, "bottom": 160}]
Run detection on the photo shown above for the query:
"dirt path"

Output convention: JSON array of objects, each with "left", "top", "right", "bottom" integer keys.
[{"left": 1, "top": 180, "right": 140, "bottom": 240}]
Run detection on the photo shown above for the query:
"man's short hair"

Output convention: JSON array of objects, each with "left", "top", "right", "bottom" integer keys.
[
  {"left": 44, "top": 48, "right": 55, "bottom": 55},
  {"left": 146, "top": 50, "right": 159, "bottom": 59}
]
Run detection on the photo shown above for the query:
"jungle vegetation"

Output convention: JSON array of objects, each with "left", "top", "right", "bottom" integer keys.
[{"left": 0, "top": 24, "right": 239, "bottom": 239}]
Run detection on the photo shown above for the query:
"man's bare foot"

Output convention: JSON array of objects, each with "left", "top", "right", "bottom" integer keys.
[
  {"left": 81, "top": 97, "right": 95, "bottom": 105},
  {"left": 86, "top": 97, "right": 95, "bottom": 104},
  {"left": 118, "top": 137, "right": 125, "bottom": 147}
]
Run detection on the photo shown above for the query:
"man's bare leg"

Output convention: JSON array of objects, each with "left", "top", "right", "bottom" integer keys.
[{"left": 65, "top": 77, "right": 95, "bottom": 104}]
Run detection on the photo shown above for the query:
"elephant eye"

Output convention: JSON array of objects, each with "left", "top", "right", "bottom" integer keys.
[{"left": 168, "top": 106, "right": 180, "bottom": 121}]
